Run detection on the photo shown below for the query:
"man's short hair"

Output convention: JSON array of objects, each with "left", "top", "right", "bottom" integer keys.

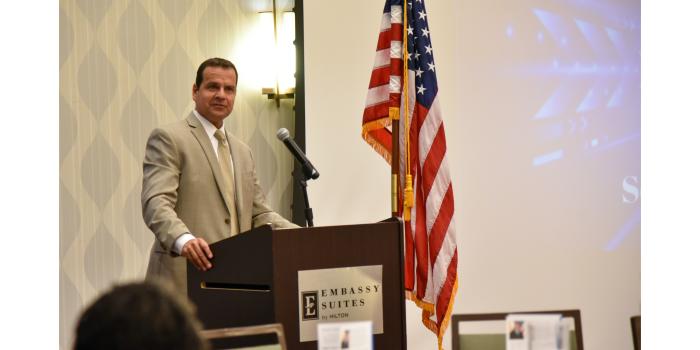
[
  {"left": 195, "top": 57, "right": 238, "bottom": 88},
  {"left": 73, "top": 281, "right": 209, "bottom": 350}
]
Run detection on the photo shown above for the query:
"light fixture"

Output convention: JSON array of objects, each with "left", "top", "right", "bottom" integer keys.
[{"left": 260, "top": 0, "right": 295, "bottom": 107}]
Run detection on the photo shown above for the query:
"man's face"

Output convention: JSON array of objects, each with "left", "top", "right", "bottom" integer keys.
[{"left": 192, "top": 66, "right": 237, "bottom": 128}]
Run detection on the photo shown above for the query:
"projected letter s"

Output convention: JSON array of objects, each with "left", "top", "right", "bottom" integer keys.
[{"left": 622, "top": 176, "right": 640, "bottom": 203}]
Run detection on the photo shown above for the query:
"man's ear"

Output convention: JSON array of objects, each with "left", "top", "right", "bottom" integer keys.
[{"left": 192, "top": 83, "right": 198, "bottom": 100}]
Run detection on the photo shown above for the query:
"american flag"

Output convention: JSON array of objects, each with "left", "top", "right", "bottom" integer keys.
[{"left": 361, "top": 0, "right": 458, "bottom": 348}]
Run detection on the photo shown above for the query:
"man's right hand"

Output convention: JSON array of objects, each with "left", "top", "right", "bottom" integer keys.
[{"left": 181, "top": 238, "right": 213, "bottom": 271}]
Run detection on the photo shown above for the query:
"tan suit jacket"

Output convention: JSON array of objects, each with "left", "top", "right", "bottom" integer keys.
[{"left": 142, "top": 113, "right": 297, "bottom": 294}]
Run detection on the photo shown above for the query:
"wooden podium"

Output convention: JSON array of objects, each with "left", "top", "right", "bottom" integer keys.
[{"left": 187, "top": 219, "right": 407, "bottom": 350}]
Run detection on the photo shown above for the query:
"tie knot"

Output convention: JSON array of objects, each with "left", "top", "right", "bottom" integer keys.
[{"left": 214, "top": 130, "right": 226, "bottom": 143}]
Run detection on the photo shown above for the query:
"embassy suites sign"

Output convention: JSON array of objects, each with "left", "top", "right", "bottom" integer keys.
[{"left": 297, "top": 265, "right": 383, "bottom": 342}]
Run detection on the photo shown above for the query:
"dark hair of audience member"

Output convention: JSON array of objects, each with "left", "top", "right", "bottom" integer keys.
[{"left": 73, "top": 281, "right": 209, "bottom": 350}]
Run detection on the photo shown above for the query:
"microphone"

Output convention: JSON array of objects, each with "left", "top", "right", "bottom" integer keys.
[{"left": 276, "top": 128, "right": 320, "bottom": 180}]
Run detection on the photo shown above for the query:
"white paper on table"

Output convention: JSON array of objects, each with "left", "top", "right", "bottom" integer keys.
[
  {"left": 506, "top": 315, "right": 531, "bottom": 350},
  {"left": 506, "top": 314, "right": 567, "bottom": 350},
  {"left": 317, "top": 321, "right": 372, "bottom": 350}
]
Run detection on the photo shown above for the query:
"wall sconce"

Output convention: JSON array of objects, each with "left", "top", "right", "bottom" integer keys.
[{"left": 259, "top": 2, "right": 295, "bottom": 107}]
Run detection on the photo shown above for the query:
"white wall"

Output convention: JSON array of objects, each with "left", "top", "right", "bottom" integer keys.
[{"left": 305, "top": 0, "right": 640, "bottom": 349}]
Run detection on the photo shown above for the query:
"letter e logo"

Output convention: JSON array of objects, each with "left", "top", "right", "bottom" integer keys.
[{"left": 301, "top": 291, "right": 319, "bottom": 321}]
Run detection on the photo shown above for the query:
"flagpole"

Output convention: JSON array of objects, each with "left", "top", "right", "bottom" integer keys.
[
  {"left": 391, "top": 123, "right": 399, "bottom": 217},
  {"left": 402, "top": 0, "right": 413, "bottom": 222},
  {"left": 391, "top": 0, "right": 408, "bottom": 218},
  {"left": 390, "top": 0, "right": 401, "bottom": 217}
]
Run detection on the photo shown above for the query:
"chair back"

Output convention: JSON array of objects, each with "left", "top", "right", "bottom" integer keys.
[
  {"left": 201, "top": 323, "right": 287, "bottom": 350},
  {"left": 451, "top": 310, "right": 584, "bottom": 350}
]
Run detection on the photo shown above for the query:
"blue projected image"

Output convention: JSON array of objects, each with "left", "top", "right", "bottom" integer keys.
[
  {"left": 526, "top": 5, "right": 639, "bottom": 167},
  {"left": 457, "top": 0, "right": 640, "bottom": 252},
  {"left": 499, "top": 1, "right": 640, "bottom": 250}
]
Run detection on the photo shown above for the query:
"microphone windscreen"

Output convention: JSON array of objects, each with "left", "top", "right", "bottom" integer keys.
[{"left": 276, "top": 128, "right": 290, "bottom": 141}]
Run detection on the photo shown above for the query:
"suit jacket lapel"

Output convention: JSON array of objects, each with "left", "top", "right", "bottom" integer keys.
[{"left": 186, "top": 113, "right": 235, "bottom": 213}]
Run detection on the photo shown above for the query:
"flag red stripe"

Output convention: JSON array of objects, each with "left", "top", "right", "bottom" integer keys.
[
  {"left": 413, "top": 174, "right": 429, "bottom": 298},
  {"left": 390, "top": 58, "right": 403, "bottom": 76},
  {"left": 366, "top": 129, "right": 392, "bottom": 153},
  {"left": 390, "top": 92, "right": 402, "bottom": 108},
  {"left": 363, "top": 101, "right": 389, "bottom": 120},
  {"left": 413, "top": 103, "right": 429, "bottom": 141},
  {"left": 404, "top": 222, "right": 415, "bottom": 290},
  {"left": 420, "top": 124, "right": 447, "bottom": 195},
  {"left": 376, "top": 29, "right": 391, "bottom": 51},
  {"left": 390, "top": 23, "right": 403, "bottom": 41},
  {"left": 368, "top": 67, "right": 391, "bottom": 89},
  {"left": 429, "top": 184, "right": 454, "bottom": 263},
  {"left": 376, "top": 23, "right": 403, "bottom": 51},
  {"left": 435, "top": 250, "right": 458, "bottom": 321},
  {"left": 410, "top": 106, "right": 421, "bottom": 170}
]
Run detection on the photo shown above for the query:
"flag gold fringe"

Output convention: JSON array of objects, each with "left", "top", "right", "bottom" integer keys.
[
  {"left": 405, "top": 278, "right": 459, "bottom": 350},
  {"left": 435, "top": 278, "right": 458, "bottom": 350},
  {"left": 361, "top": 117, "right": 392, "bottom": 164},
  {"left": 406, "top": 290, "right": 435, "bottom": 313},
  {"left": 390, "top": 106, "right": 400, "bottom": 120}
]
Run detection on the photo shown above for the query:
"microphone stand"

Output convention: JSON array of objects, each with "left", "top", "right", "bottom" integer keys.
[{"left": 298, "top": 177, "right": 314, "bottom": 227}]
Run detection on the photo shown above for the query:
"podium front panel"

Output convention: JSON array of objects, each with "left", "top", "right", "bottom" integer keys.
[{"left": 272, "top": 221, "right": 406, "bottom": 350}]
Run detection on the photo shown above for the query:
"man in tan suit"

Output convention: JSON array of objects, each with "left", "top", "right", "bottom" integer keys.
[{"left": 142, "top": 57, "right": 298, "bottom": 294}]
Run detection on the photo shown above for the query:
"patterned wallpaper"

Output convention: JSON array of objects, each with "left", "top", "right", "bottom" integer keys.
[{"left": 59, "top": 0, "right": 295, "bottom": 348}]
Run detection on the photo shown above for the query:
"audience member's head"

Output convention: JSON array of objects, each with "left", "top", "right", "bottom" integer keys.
[{"left": 73, "top": 280, "right": 209, "bottom": 350}]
